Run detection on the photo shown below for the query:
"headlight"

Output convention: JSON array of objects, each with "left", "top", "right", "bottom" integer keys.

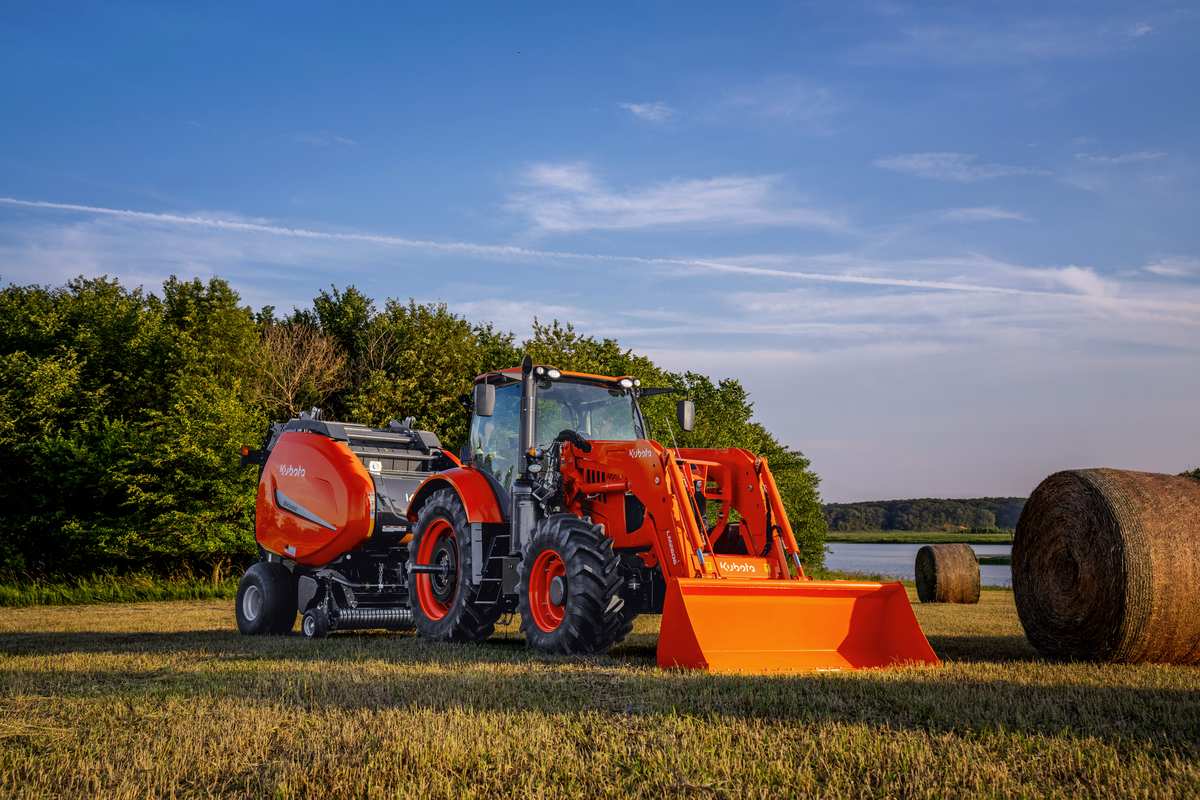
[
  {"left": 546, "top": 368, "right": 561, "bottom": 379},
  {"left": 619, "top": 378, "right": 633, "bottom": 388},
  {"left": 634, "top": 378, "right": 641, "bottom": 387},
  {"left": 536, "top": 367, "right": 545, "bottom": 375}
]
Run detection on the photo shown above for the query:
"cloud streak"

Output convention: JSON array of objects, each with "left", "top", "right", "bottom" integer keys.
[
  {"left": 719, "top": 76, "right": 844, "bottom": 134},
  {"left": 1075, "top": 150, "right": 1164, "bottom": 165},
  {"left": 619, "top": 101, "right": 675, "bottom": 123},
  {"left": 289, "top": 132, "right": 360, "bottom": 147},
  {"left": 849, "top": 15, "right": 1163, "bottom": 66},
  {"left": 874, "top": 153, "right": 1046, "bottom": 182},
  {"left": 3, "top": 196, "right": 1197, "bottom": 328},
  {"left": 505, "top": 163, "right": 845, "bottom": 232},
  {"left": 938, "top": 206, "right": 1031, "bottom": 222}
]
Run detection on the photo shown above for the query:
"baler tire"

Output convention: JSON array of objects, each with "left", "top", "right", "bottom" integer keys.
[
  {"left": 518, "top": 514, "right": 626, "bottom": 656},
  {"left": 236, "top": 561, "right": 296, "bottom": 636},
  {"left": 407, "top": 488, "right": 502, "bottom": 644},
  {"left": 302, "top": 608, "right": 330, "bottom": 640}
]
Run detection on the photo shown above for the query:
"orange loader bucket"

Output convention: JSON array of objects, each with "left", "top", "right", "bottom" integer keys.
[{"left": 656, "top": 578, "right": 941, "bottom": 672}]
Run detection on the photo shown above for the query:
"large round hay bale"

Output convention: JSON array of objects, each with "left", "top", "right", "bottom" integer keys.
[
  {"left": 915, "top": 543, "right": 980, "bottom": 604},
  {"left": 1013, "top": 469, "right": 1200, "bottom": 664}
]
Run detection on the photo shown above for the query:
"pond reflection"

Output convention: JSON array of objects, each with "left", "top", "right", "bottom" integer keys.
[{"left": 825, "top": 543, "right": 1012, "bottom": 587}]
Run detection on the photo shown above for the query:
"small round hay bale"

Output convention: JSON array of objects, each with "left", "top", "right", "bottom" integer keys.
[
  {"left": 915, "top": 543, "right": 980, "bottom": 604},
  {"left": 1013, "top": 469, "right": 1200, "bottom": 664}
]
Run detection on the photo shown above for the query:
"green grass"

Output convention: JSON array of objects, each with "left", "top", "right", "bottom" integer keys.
[
  {"left": 977, "top": 556, "right": 1012, "bottom": 566},
  {"left": 0, "top": 572, "right": 239, "bottom": 608},
  {"left": 0, "top": 590, "right": 1195, "bottom": 798},
  {"left": 826, "top": 529, "right": 1014, "bottom": 544}
]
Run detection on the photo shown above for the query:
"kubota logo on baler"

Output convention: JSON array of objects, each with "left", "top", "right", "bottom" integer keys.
[{"left": 279, "top": 464, "right": 306, "bottom": 477}]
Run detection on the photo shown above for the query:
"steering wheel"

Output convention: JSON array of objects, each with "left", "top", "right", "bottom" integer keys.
[{"left": 554, "top": 428, "right": 592, "bottom": 453}]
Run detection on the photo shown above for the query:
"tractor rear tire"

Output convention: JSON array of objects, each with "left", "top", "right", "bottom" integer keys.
[
  {"left": 518, "top": 514, "right": 626, "bottom": 655},
  {"left": 408, "top": 488, "right": 502, "bottom": 644},
  {"left": 236, "top": 561, "right": 297, "bottom": 635}
]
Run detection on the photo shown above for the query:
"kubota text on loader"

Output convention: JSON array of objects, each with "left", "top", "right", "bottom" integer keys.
[{"left": 235, "top": 356, "right": 940, "bottom": 672}]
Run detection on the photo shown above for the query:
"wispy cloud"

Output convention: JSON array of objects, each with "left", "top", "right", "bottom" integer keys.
[
  {"left": 1144, "top": 256, "right": 1199, "bottom": 278},
  {"left": 874, "top": 153, "right": 1046, "bottom": 182},
  {"left": 618, "top": 101, "right": 675, "bottom": 123},
  {"left": 849, "top": 16, "right": 1161, "bottom": 66},
  {"left": 719, "top": 76, "right": 844, "bottom": 134},
  {"left": 505, "top": 163, "right": 845, "bottom": 233},
  {"left": 1075, "top": 150, "right": 1164, "bottom": 165},
  {"left": 289, "top": 132, "right": 359, "bottom": 147},
  {"left": 4, "top": 196, "right": 1198, "bottom": 329},
  {"left": 939, "top": 206, "right": 1031, "bottom": 223}
]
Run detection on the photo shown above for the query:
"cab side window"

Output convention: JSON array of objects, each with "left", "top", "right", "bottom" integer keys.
[{"left": 468, "top": 383, "right": 521, "bottom": 493}]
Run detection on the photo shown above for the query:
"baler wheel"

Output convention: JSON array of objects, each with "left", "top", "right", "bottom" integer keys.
[
  {"left": 408, "top": 488, "right": 502, "bottom": 644},
  {"left": 301, "top": 608, "right": 330, "bottom": 640},
  {"left": 518, "top": 514, "right": 626, "bottom": 655},
  {"left": 235, "top": 561, "right": 297, "bottom": 635}
]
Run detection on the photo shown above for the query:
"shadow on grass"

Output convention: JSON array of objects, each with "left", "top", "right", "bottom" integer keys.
[
  {"left": 3, "top": 628, "right": 1199, "bottom": 754},
  {"left": 1, "top": 629, "right": 1039, "bottom": 665},
  {"left": 928, "top": 634, "right": 1040, "bottom": 663}
]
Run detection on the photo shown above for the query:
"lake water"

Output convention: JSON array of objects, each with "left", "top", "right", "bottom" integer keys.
[{"left": 826, "top": 543, "right": 1012, "bottom": 588}]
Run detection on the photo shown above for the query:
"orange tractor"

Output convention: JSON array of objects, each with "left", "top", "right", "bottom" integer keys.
[{"left": 236, "top": 357, "right": 939, "bottom": 672}]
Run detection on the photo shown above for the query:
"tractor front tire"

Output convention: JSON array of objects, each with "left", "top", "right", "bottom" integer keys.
[
  {"left": 518, "top": 514, "right": 626, "bottom": 655},
  {"left": 408, "top": 488, "right": 501, "bottom": 644},
  {"left": 236, "top": 561, "right": 297, "bottom": 635}
]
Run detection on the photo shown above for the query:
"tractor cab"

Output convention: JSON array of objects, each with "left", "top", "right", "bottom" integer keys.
[{"left": 466, "top": 366, "right": 653, "bottom": 495}]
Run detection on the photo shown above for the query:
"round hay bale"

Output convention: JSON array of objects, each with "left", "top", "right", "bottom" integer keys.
[
  {"left": 1013, "top": 469, "right": 1200, "bottom": 664},
  {"left": 914, "top": 543, "right": 980, "bottom": 604}
]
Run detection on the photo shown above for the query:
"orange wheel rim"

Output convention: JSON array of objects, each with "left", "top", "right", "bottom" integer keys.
[
  {"left": 529, "top": 549, "right": 567, "bottom": 632},
  {"left": 416, "top": 519, "right": 457, "bottom": 620}
]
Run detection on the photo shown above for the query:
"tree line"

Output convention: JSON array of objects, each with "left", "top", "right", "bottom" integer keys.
[
  {"left": 822, "top": 497, "right": 1026, "bottom": 532},
  {"left": 0, "top": 276, "right": 827, "bottom": 578}
]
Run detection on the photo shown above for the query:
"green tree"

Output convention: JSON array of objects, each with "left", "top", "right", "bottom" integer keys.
[
  {"left": 341, "top": 299, "right": 519, "bottom": 450},
  {"left": 0, "top": 276, "right": 264, "bottom": 577}
]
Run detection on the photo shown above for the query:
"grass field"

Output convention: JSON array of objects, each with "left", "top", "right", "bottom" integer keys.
[
  {"left": 0, "top": 572, "right": 239, "bottom": 608},
  {"left": 1, "top": 591, "right": 1197, "bottom": 798},
  {"left": 825, "top": 530, "right": 1014, "bottom": 545}
]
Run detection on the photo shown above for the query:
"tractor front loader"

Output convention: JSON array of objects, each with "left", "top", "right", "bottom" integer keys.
[{"left": 236, "top": 356, "right": 939, "bottom": 672}]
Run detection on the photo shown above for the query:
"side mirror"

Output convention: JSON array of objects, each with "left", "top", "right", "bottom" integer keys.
[
  {"left": 677, "top": 399, "right": 695, "bottom": 432},
  {"left": 474, "top": 383, "right": 495, "bottom": 417}
]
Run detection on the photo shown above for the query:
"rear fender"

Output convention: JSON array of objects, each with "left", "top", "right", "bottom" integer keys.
[{"left": 406, "top": 467, "right": 505, "bottom": 525}]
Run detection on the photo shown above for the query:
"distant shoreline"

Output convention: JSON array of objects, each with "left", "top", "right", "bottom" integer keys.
[{"left": 826, "top": 530, "right": 1014, "bottom": 545}]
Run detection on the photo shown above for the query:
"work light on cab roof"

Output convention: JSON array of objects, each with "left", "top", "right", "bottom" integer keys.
[{"left": 233, "top": 354, "right": 939, "bottom": 672}]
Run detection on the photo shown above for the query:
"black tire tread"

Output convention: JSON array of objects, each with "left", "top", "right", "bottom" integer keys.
[
  {"left": 407, "top": 488, "right": 503, "bottom": 644},
  {"left": 236, "top": 561, "right": 296, "bottom": 636},
  {"left": 517, "top": 514, "right": 626, "bottom": 655}
]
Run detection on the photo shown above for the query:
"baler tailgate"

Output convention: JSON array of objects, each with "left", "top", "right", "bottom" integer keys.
[{"left": 657, "top": 578, "right": 941, "bottom": 672}]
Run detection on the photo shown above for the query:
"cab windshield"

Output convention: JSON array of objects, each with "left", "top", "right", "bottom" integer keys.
[
  {"left": 534, "top": 379, "right": 645, "bottom": 446},
  {"left": 468, "top": 377, "right": 646, "bottom": 493}
]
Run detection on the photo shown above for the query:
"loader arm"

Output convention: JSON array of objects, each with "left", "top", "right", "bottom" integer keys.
[{"left": 637, "top": 445, "right": 940, "bottom": 673}]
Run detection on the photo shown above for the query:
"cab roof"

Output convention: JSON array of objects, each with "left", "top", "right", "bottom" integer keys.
[{"left": 474, "top": 366, "right": 635, "bottom": 386}]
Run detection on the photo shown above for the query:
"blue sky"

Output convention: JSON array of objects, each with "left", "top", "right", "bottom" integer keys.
[{"left": 2, "top": 1, "right": 1198, "bottom": 502}]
